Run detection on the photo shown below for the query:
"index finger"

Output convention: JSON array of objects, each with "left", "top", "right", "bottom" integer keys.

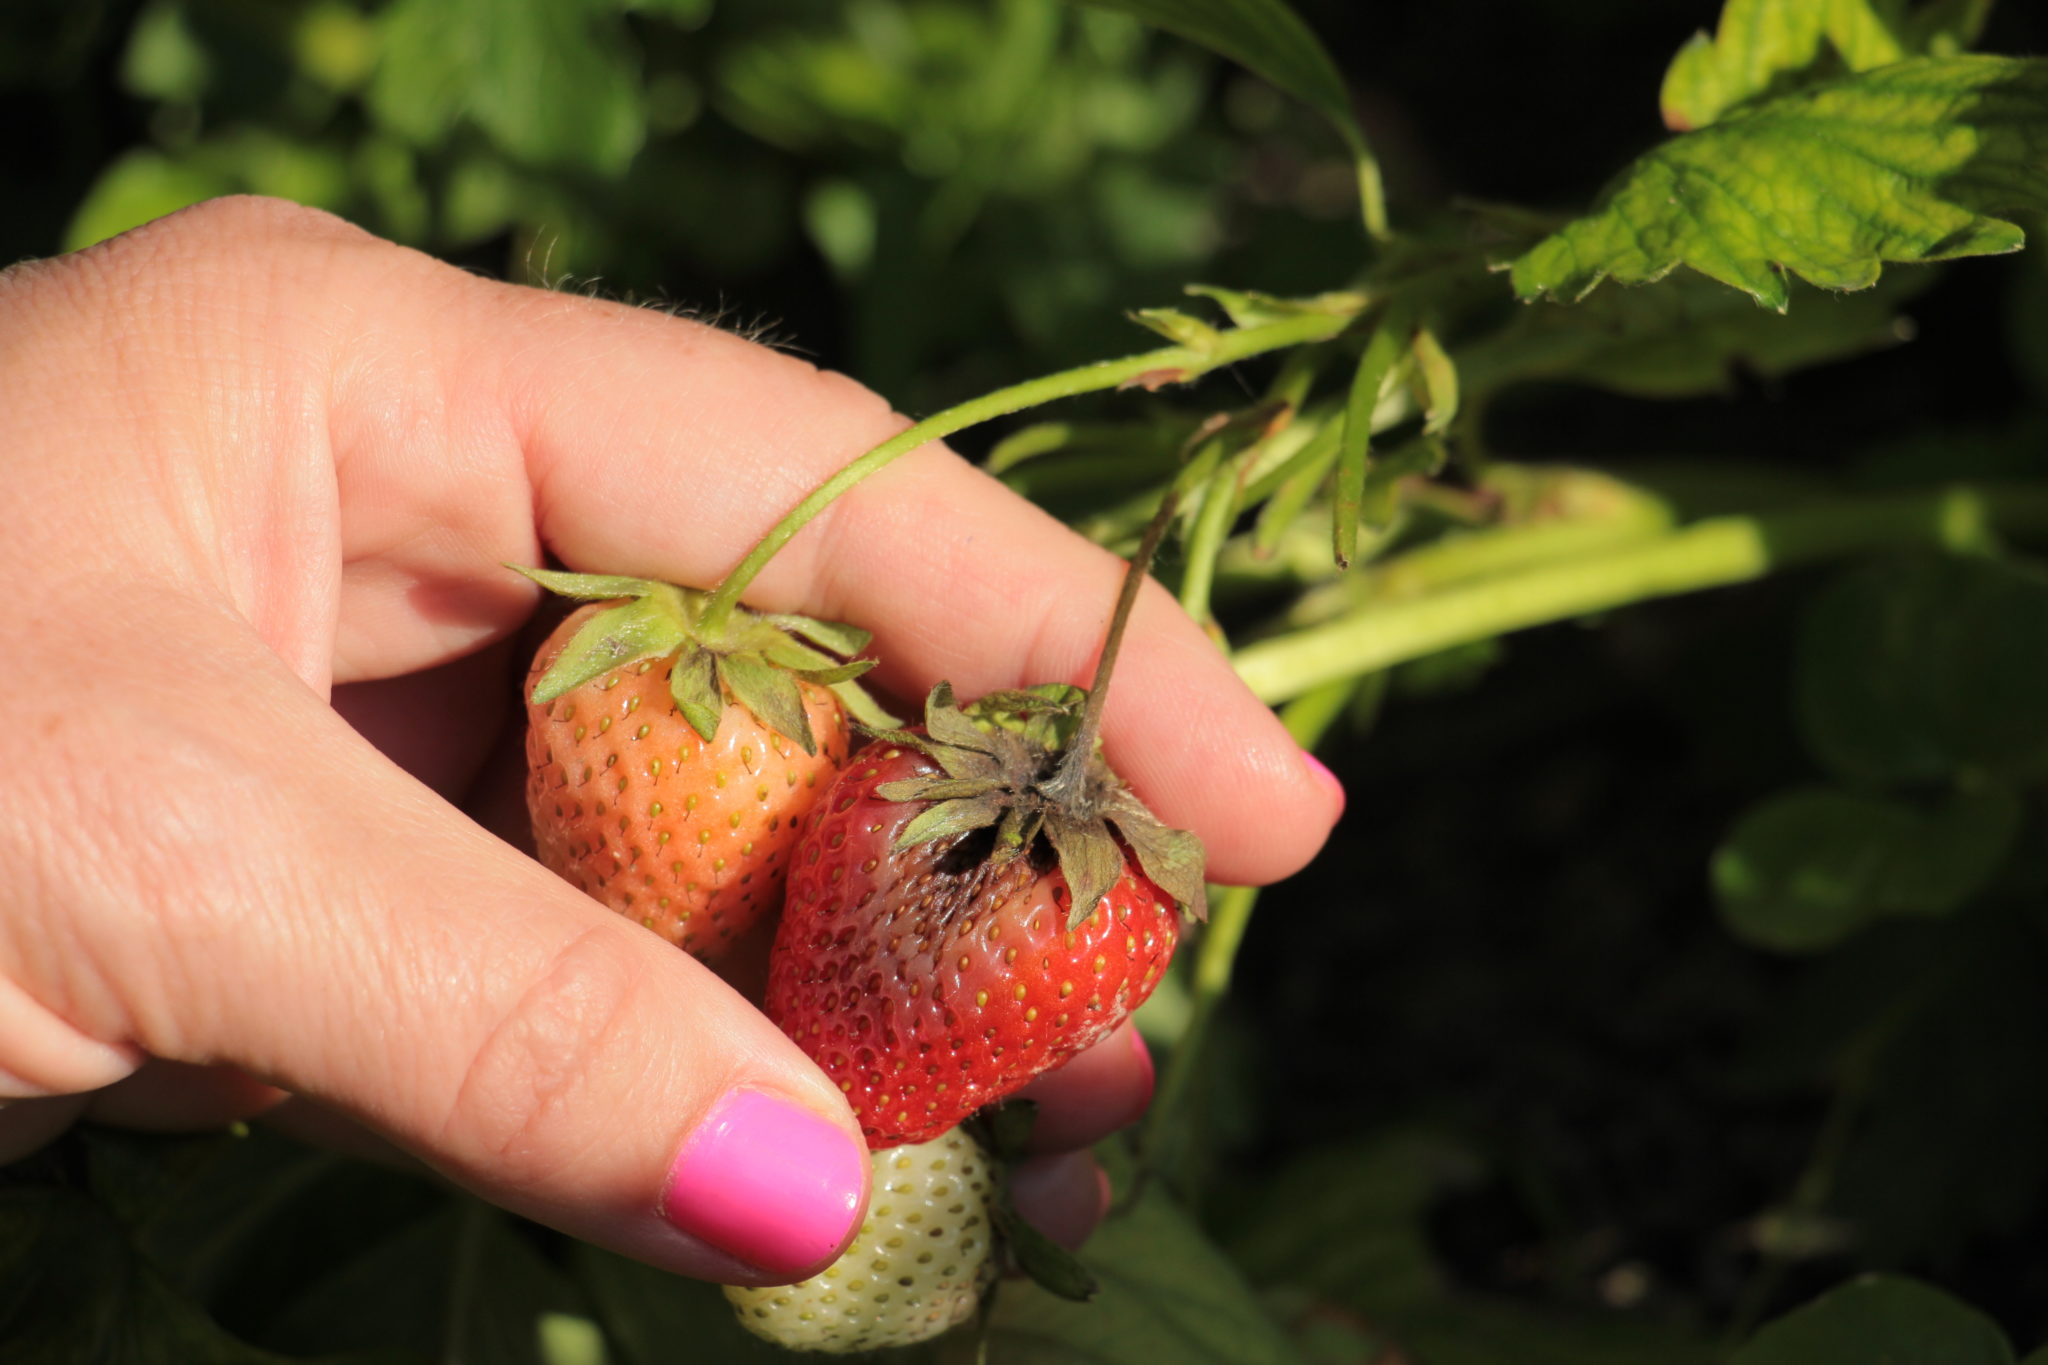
[{"left": 296, "top": 222, "right": 1340, "bottom": 885}]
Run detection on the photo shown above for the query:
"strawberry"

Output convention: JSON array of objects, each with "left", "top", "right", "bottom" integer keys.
[
  {"left": 764, "top": 497, "right": 1207, "bottom": 1147},
  {"left": 723, "top": 1126, "right": 1002, "bottom": 1352},
  {"left": 515, "top": 568, "right": 892, "bottom": 962}
]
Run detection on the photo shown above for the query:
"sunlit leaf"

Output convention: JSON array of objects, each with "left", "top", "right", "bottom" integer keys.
[
  {"left": 1063, "top": 0, "right": 1355, "bottom": 144},
  {"left": 371, "top": 0, "right": 646, "bottom": 174},
  {"left": 1513, "top": 57, "right": 2048, "bottom": 310},
  {"left": 1660, "top": 0, "right": 1910, "bottom": 132}
]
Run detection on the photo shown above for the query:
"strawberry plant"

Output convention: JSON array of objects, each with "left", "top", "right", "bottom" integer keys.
[{"left": 11, "top": 0, "right": 2048, "bottom": 1361}]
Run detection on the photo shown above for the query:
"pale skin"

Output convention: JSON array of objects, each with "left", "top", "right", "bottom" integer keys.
[{"left": 0, "top": 196, "right": 1343, "bottom": 1283}]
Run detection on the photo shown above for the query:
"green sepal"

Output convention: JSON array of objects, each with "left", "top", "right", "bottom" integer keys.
[
  {"left": 924, "top": 683, "right": 1002, "bottom": 758},
  {"left": 896, "top": 795, "right": 1007, "bottom": 848},
  {"left": 528, "top": 590, "right": 689, "bottom": 704},
  {"left": 719, "top": 651, "right": 817, "bottom": 756},
  {"left": 829, "top": 677, "right": 901, "bottom": 731},
  {"left": 760, "top": 634, "right": 843, "bottom": 672},
  {"left": 767, "top": 613, "right": 873, "bottom": 656},
  {"left": 789, "top": 659, "right": 877, "bottom": 687},
  {"left": 875, "top": 776, "right": 1006, "bottom": 802},
  {"left": 1043, "top": 810, "right": 1127, "bottom": 930},
  {"left": 507, "top": 564, "right": 670, "bottom": 602},
  {"left": 1105, "top": 788, "right": 1211, "bottom": 922},
  {"left": 513, "top": 563, "right": 883, "bottom": 749},
  {"left": 968, "top": 684, "right": 1086, "bottom": 750},
  {"left": 668, "top": 646, "right": 725, "bottom": 743},
  {"left": 995, "top": 804, "right": 1044, "bottom": 861}
]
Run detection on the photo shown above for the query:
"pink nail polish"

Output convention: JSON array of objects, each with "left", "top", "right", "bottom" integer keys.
[
  {"left": 1302, "top": 749, "right": 1346, "bottom": 816},
  {"left": 659, "top": 1090, "right": 868, "bottom": 1278}
]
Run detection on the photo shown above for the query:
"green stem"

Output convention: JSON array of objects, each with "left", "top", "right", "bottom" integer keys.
[
  {"left": 1234, "top": 483, "right": 2048, "bottom": 703},
  {"left": 1340, "top": 124, "right": 1390, "bottom": 243},
  {"left": 696, "top": 308, "right": 1360, "bottom": 638},
  {"left": 1177, "top": 455, "right": 1245, "bottom": 628},
  {"left": 1140, "top": 677, "right": 1357, "bottom": 1172}
]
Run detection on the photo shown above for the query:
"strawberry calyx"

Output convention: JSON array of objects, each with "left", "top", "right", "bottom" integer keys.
[
  {"left": 859, "top": 486, "right": 1208, "bottom": 928},
  {"left": 510, "top": 565, "right": 894, "bottom": 755},
  {"left": 862, "top": 683, "right": 1209, "bottom": 928}
]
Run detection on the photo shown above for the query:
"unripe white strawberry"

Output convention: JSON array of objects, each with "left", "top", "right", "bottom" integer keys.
[{"left": 724, "top": 1128, "right": 1000, "bottom": 1353}]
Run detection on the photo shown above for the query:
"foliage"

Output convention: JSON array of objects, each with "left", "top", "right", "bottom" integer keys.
[{"left": 8, "top": 0, "right": 2048, "bottom": 1361}]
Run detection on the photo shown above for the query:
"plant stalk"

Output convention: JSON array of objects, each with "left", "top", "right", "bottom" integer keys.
[
  {"left": 1233, "top": 483, "right": 2048, "bottom": 703},
  {"left": 1043, "top": 489, "right": 1182, "bottom": 805},
  {"left": 695, "top": 308, "right": 1361, "bottom": 638}
]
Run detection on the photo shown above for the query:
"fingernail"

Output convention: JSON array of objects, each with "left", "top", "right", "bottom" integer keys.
[
  {"left": 1302, "top": 749, "right": 1346, "bottom": 816},
  {"left": 659, "top": 1090, "right": 868, "bottom": 1278}
]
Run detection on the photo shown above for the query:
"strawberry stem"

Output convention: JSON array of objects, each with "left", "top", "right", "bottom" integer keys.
[
  {"left": 692, "top": 308, "right": 1362, "bottom": 640},
  {"left": 1038, "top": 487, "right": 1181, "bottom": 807}
]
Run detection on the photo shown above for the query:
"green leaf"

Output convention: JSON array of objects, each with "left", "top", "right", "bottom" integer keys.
[
  {"left": 991, "top": 1198, "right": 1100, "bottom": 1303},
  {"left": 370, "top": 0, "right": 645, "bottom": 174},
  {"left": 717, "top": 650, "right": 817, "bottom": 755},
  {"left": 1064, "top": 0, "right": 1356, "bottom": 146},
  {"left": 1799, "top": 554, "right": 2048, "bottom": 783},
  {"left": 1512, "top": 57, "right": 2048, "bottom": 311},
  {"left": 1334, "top": 312, "right": 1410, "bottom": 566},
  {"left": 261, "top": 1200, "right": 591, "bottom": 1363},
  {"left": 572, "top": 1242, "right": 789, "bottom": 1365},
  {"left": 975, "top": 1183, "right": 1305, "bottom": 1365},
  {"left": 0, "top": 1186, "right": 297, "bottom": 1364},
  {"left": 1459, "top": 269, "right": 1921, "bottom": 400},
  {"left": 1733, "top": 1274, "right": 2012, "bottom": 1364},
  {"left": 63, "top": 149, "right": 236, "bottom": 251},
  {"left": 1713, "top": 785, "right": 2017, "bottom": 953},
  {"left": 1660, "top": 0, "right": 1911, "bottom": 132}
]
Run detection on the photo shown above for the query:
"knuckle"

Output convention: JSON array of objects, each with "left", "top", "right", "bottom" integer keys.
[{"left": 440, "top": 925, "right": 657, "bottom": 1184}]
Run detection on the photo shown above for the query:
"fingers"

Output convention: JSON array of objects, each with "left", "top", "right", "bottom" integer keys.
[
  {"left": 1009, "top": 1151, "right": 1114, "bottom": 1253},
  {"left": 495, "top": 302, "right": 1341, "bottom": 884},
  {"left": 1, "top": 595, "right": 869, "bottom": 1285},
  {"left": 14, "top": 195, "right": 1336, "bottom": 882},
  {"left": 1013, "top": 1023, "right": 1156, "bottom": 1154}
]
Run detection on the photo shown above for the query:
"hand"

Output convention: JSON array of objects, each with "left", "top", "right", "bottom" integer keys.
[{"left": 0, "top": 197, "right": 1343, "bottom": 1283}]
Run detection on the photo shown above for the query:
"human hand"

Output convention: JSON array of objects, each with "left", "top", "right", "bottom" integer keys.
[{"left": 0, "top": 197, "right": 1343, "bottom": 1282}]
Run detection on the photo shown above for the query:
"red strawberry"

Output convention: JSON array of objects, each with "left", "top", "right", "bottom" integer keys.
[
  {"left": 516, "top": 568, "right": 891, "bottom": 963},
  {"left": 767, "top": 681, "right": 1205, "bottom": 1148}
]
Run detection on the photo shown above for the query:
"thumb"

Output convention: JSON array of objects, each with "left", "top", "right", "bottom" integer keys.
[{"left": 3, "top": 594, "right": 868, "bottom": 1285}]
